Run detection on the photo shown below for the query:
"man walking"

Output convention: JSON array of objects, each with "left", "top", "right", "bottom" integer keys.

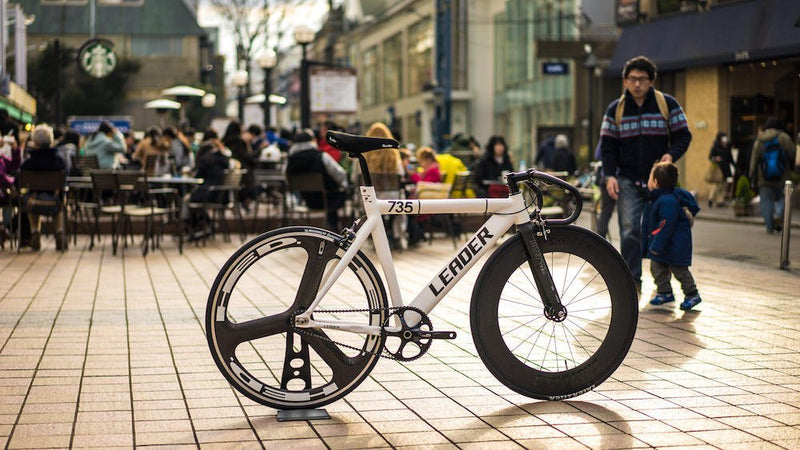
[{"left": 599, "top": 56, "right": 692, "bottom": 292}]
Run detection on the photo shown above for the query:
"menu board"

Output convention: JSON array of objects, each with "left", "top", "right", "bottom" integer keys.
[{"left": 310, "top": 67, "right": 358, "bottom": 113}]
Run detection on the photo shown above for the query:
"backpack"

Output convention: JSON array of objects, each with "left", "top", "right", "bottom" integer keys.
[{"left": 760, "top": 137, "right": 786, "bottom": 181}]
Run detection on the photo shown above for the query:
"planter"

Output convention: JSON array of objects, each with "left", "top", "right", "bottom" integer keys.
[{"left": 733, "top": 201, "right": 751, "bottom": 217}]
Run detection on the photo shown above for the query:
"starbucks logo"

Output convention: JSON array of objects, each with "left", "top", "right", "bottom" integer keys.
[{"left": 78, "top": 39, "right": 117, "bottom": 78}]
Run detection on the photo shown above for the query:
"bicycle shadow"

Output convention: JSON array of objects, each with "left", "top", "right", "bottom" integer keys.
[{"left": 479, "top": 400, "right": 633, "bottom": 446}]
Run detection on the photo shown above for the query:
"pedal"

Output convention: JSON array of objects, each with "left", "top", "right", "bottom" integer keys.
[{"left": 419, "top": 330, "right": 457, "bottom": 340}]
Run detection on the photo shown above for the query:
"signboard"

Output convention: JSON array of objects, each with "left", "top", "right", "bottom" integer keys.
[
  {"left": 310, "top": 67, "right": 357, "bottom": 113},
  {"left": 67, "top": 116, "right": 132, "bottom": 135},
  {"left": 542, "top": 62, "right": 570, "bottom": 75},
  {"left": 78, "top": 38, "right": 118, "bottom": 78},
  {"left": 616, "top": 0, "right": 640, "bottom": 26}
]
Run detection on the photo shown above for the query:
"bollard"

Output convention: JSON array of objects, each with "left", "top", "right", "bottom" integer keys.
[{"left": 780, "top": 180, "right": 793, "bottom": 270}]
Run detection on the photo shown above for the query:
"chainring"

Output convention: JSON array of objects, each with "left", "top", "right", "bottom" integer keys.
[{"left": 382, "top": 306, "right": 433, "bottom": 362}]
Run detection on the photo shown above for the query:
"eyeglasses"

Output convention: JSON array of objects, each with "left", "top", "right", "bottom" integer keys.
[{"left": 625, "top": 76, "right": 651, "bottom": 85}]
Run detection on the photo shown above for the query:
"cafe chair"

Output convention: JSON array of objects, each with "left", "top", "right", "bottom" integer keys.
[
  {"left": 286, "top": 172, "right": 346, "bottom": 230},
  {"left": 251, "top": 166, "right": 287, "bottom": 233},
  {"left": 188, "top": 169, "right": 246, "bottom": 243},
  {"left": 17, "top": 169, "right": 68, "bottom": 252},
  {"left": 121, "top": 177, "right": 180, "bottom": 256},
  {"left": 90, "top": 170, "right": 124, "bottom": 255},
  {"left": 71, "top": 154, "right": 99, "bottom": 176}
]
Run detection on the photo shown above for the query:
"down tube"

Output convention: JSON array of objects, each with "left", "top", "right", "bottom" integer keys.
[{"left": 409, "top": 213, "right": 516, "bottom": 314}]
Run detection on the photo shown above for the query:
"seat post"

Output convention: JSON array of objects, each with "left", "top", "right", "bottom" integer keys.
[{"left": 355, "top": 154, "right": 373, "bottom": 187}]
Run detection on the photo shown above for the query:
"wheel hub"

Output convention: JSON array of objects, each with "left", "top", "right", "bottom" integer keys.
[{"left": 544, "top": 305, "right": 568, "bottom": 322}]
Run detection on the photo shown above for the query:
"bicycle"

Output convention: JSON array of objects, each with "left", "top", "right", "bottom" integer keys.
[{"left": 206, "top": 131, "right": 638, "bottom": 410}]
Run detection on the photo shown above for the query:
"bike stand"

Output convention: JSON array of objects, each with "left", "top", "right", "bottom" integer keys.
[{"left": 277, "top": 409, "right": 330, "bottom": 422}]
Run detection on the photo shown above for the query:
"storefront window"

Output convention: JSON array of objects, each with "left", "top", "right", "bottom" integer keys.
[
  {"left": 382, "top": 33, "right": 403, "bottom": 104},
  {"left": 408, "top": 18, "right": 433, "bottom": 96},
  {"left": 361, "top": 46, "right": 378, "bottom": 108}
]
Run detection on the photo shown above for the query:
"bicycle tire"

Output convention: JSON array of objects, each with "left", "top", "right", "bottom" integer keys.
[
  {"left": 470, "top": 225, "right": 637, "bottom": 400},
  {"left": 206, "top": 226, "right": 388, "bottom": 410}
]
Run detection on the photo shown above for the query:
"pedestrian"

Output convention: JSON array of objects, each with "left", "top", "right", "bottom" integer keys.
[
  {"left": 599, "top": 55, "right": 692, "bottom": 293},
  {"left": 643, "top": 162, "right": 702, "bottom": 311},
  {"left": 748, "top": 117, "right": 796, "bottom": 233},
  {"left": 535, "top": 134, "right": 555, "bottom": 170},
  {"left": 707, "top": 131, "right": 734, "bottom": 207},
  {"left": 550, "top": 134, "right": 576, "bottom": 174}
]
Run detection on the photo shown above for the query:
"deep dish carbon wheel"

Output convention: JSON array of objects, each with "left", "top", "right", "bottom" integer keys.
[
  {"left": 206, "top": 227, "right": 388, "bottom": 410},
  {"left": 470, "top": 226, "right": 637, "bottom": 400}
]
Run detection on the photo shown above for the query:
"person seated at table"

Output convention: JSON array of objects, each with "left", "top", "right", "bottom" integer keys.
[
  {"left": 285, "top": 128, "right": 348, "bottom": 231},
  {"left": 83, "top": 121, "right": 126, "bottom": 170},
  {"left": 183, "top": 138, "right": 232, "bottom": 240},
  {"left": 471, "top": 135, "right": 513, "bottom": 197},
  {"left": 134, "top": 127, "right": 170, "bottom": 176},
  {"left": 407, "top": 147, "right": 442, "bottom": 246},
  {"left": 164, "top": 126, "right": 193, "bottom": 175},
  {"left": 19, "top": 124, "right": 67, "bottom": 251},
  {"left": 410, "top": 146, "right": 441, "bottom": 184},
  {"left": 0, "top": 132, "right": 20, "bottom": 249},
  {"left": 350, "top": 122, "right": 406, "bottom": 247}
]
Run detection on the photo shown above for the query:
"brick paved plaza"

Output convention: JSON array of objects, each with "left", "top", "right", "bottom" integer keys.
[{"left": 1, "top": 233, "right": 799, "bottom": 449}]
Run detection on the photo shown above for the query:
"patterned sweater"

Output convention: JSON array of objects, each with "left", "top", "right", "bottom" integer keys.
[{"left": 600, "top": 87, "right": 691, "bottom": 182}]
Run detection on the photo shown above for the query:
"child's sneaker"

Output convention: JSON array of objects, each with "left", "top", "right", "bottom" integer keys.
[
  {"left": 649, "top": 293, "right": 675, "bottom": 305},
  {"left": 680, "top": 295, "right": 702, "bottom": 311}
]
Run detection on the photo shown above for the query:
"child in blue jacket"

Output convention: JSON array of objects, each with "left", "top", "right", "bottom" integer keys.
[{"left": 642, "top": 162, "right": 702, "bottom": 310}]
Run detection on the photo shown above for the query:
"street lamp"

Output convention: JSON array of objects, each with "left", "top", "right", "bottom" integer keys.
[
  {"left": 201, "top": 93, "right": 217, "bottom": 109},
  {"left": 232, "top": 69, "right": 249, "bottom": 123},
  {"left": 257, "top": 50, "right": 277, "bottom": 131},
  {"left": 294, "top": 25, "right": 314, "bottom": 129}
]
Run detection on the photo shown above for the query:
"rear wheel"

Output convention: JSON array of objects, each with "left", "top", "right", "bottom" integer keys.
[
  {"left": 470, "top": 226, "right": 637, "bottom": 400},
  {"left": 206, "top": 227, "right": 387, "bottom": 409}
]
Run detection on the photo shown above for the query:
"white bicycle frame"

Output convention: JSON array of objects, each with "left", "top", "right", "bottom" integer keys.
[{"left": 294, "top": 184, "right": 534, "bottom": 335}]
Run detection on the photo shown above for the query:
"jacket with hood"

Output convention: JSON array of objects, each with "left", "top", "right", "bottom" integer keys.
[
  {"left": 748, "top": 128, "right": 796, "bottom": 188},
  {"left": 84, "top": 131, "right": 125, "bottom": 169},
  {"left": 641, "top": 187, "right": 700, "bottom": 267}
]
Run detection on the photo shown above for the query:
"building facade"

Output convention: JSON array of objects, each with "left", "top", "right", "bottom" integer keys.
[
  {"left": 329, "top": 0, "right": 615, "bottom": 169},
  {"left": 18, "top": 0, "right": 207, "bottom": 129}
]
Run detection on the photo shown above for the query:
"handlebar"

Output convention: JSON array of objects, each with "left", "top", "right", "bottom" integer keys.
[{"left": 506, "top": 168, "right": 583, "bottom": 226}]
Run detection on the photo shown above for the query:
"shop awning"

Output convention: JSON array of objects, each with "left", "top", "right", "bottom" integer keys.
[{"left": 609, "top": 0, "right": 800, "bottom": 73}]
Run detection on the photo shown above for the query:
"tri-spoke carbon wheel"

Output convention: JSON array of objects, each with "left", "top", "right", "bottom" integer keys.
[{"left": 206, "top": 227, "right": 387, "bottom": 410}]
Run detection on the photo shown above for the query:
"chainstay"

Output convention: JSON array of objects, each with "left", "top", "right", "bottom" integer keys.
[{"left": 290, "top": 306, "right": 426, "bottom": 361}]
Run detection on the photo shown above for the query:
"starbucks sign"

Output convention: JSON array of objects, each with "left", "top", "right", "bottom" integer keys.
[{"left": 78, "top": 39, "right": 117, "bottom": 78}]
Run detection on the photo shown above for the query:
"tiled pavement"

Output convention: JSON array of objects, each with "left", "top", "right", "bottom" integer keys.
[{"left": 1, "top": 232, "right": 800, "bottom": 449}]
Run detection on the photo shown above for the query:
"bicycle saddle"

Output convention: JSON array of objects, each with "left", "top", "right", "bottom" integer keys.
[{"left": 326, "top": 130, "right": 400, "bottom": 155}]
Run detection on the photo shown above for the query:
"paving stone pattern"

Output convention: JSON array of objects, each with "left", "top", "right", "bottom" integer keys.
[{"left": 1, "top": 235, "right": 799, "bottom": 449}]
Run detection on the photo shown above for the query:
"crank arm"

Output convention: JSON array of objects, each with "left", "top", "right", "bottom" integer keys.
[{"left": 418, "top": 331, "right": 457, "bottom": 340}]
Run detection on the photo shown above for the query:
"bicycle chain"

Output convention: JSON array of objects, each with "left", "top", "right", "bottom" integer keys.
[{"left": 290, "top": 306, "right": 429, "bottom": 362}]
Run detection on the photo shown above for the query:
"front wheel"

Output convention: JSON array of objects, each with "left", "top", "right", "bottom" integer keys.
[
  {"left": 206, "top": 227, "right": 388, "bottom": 410},
  {"left": 470, "top": 226, "right": 637, "bottom": 400}
]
